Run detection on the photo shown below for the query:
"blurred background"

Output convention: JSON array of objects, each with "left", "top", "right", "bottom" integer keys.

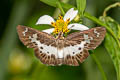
[{"left": 0, "top": 0, "right": 120, "bottom": 80}]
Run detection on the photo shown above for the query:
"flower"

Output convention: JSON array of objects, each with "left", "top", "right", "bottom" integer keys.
[{"left": 36, "top": 8, "right": 89, "bottom": 34}]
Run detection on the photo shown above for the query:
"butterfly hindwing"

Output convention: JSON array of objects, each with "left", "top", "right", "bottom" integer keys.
[
  {"left": 63, "top": 27, "right": 106, "bottom": 65},
  {"left": 17, "top": 25, "right": 61, "bottom": 65},
  {"left": 63, "top": 41, "right": 89, "bottom": 66}
]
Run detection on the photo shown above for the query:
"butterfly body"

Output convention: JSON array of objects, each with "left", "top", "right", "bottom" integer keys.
[{"left": 17, "top": 25, "right": 106, "bottom": 66}]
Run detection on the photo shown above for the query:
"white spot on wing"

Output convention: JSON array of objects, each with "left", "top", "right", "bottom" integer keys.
[
  {"left": 29, "top": 34, "right": 58, "bottom": 57},
  {"left": 84, "top": 34, "right": 93, "bottom": 43},
  {"left": 84, "top": 34, "right": 90, "bottom": 43},
  {"left": 94, "top": 29, "right": 100, "bottom": 37},
  {"left": 29, "top": 34, "right": 37, "bottom": 42},
  {"left": 22, "top": 28, "right": 28, "bottom": 36},
  {"left": 64, "top": 41, "right": 86, "bottom": 57},
  {"left": 90, "top": 37, "right": 93, "bottom": 40}
]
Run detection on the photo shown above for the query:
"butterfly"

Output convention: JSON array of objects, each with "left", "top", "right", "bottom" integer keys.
[{"left": 17, "top": 25, "right": 106, "bottom": 66}]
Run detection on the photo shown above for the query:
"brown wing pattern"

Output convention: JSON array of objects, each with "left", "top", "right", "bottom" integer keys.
[
  {"left": 17, "top": 25, "right": 61, "bottom": 66},
  {"left": 66, "top": 27, "right": 106, "bottom": 49},
  {"left": 63, "top": 49, "right": 89, "bottom": 66},
  {"left": 63, "top": 27, "right": 106, "bottom": 66},
  {"left": 17, "top": 26, "right": 106, "bottom": 66},
  {"left": 17, "top": 25, "right": 56, "bottom": 47}
]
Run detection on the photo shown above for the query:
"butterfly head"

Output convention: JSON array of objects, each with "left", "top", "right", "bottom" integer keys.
[
  {"left": 51, "top": 16, "right": 70, "bottom": 34},
  {"left": 56, "top": 32, "right": 64, "bottom": 40}
]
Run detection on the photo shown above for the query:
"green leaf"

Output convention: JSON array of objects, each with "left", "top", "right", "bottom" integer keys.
[
  {"left": 118, "top": 25, "right": 120, "bottom": 39},
  {"left": 40, "top": 0, "right": 58, "bottom": 7},
  {"left": 104, "top": 33, "right": 120, "bottom": 80},
  {"left": 60, "top": 2, "right": 76, "bottom": 10},
  {"left": 76, "top": 0, "right": 86, "bottom": 17},
  {"left": 100, "top": 3, "right": 120, "bottom": 79},
  {"left": 40, "top": 0, "right": 75, "bottom": 10},
  {"left": 56, "top": 1, "right": 65, "bottom": 15},
  {"left": 100, "top": 16, "right": 120, "bottom": 80}
]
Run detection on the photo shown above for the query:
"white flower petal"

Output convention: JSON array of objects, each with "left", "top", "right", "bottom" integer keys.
[
  {"left": 63, "top": 8, "right": 78, "bottom": 21},
  {"left": 42, "top": 28, "right": 54, "bottom": 34},
  {"left": 36, "top": 15, "right": 55, "bottom": 25},
  {"left": 68, "top": 23, "right": 89, "bottom": 31}
]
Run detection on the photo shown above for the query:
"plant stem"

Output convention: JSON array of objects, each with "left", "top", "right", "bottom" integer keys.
[
  {"left": 56, "top": 1, "right": 65, "bottom": 15},
  {"left": 90, "top": 53, "right": 107, "bottom": 80},
  {"left": 103, "top": 2, "right": 120, "bottom": 17},
  {"left": 76, "top": 0, "right": 86, "bottom": 17}
]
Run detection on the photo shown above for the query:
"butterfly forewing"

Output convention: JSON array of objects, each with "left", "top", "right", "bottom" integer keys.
[
  {"left": 17, "top": 25, "right": 61, "bottom": 65},
  {"left": 66, "top": 27, "right": 106, "bottom": 49},
  {"left": 63, "top": 27, "right": 106, "bottom": 65}
]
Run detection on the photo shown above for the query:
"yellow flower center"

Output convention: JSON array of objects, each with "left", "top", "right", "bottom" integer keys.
[{"left": 51, "top": 16, "right": 70, "bottom": 34}]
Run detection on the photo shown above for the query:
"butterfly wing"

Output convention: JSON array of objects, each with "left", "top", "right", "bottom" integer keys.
[
  {"left": 63, "top": 27, "right": 106, "bottom": 66},
  {"left": 17, "top": 25, "right": 60, "bottom": 65}
]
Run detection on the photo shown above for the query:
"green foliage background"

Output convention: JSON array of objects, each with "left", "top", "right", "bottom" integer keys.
[{"left": 0, "top": 0, "right": 120, "bottom": 80}]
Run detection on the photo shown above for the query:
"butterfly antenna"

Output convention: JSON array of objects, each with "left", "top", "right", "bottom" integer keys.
[{"left": 57, "top": 32, "right": 64, "bottom": 39}]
